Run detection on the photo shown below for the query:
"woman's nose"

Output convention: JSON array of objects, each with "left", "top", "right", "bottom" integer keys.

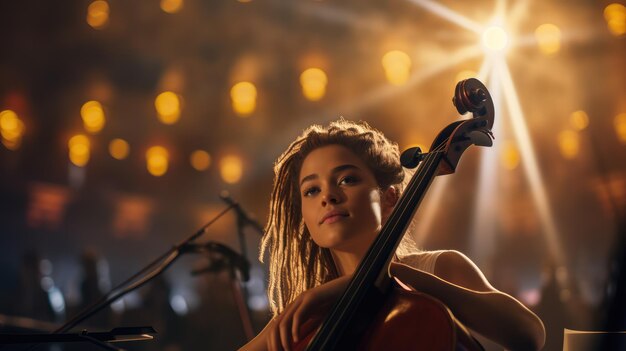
[{"left": 321, "top": 188, "right": 341, "bottom": 206}]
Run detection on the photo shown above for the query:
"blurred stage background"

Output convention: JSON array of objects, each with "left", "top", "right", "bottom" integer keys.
[{"left": 0, "top": 0, "right": 625, "bottom": 350}]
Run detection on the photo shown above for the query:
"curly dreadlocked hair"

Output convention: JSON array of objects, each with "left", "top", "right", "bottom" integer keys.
[{"left": 260, "top": 118, "right": 417, "bottom": 316}]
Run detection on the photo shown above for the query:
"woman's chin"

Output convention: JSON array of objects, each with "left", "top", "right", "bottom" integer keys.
[{"left": 315, "top": 232, "right": 375, "bottom": 253}]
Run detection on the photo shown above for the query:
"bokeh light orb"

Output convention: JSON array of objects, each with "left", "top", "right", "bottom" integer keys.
[
  {"left": 109, "top": 138, "right": 130, "bottom": 160},
  {"left": 220, "top": 155, "right": 243, "bottom": 184},
  {"left": 381, "top": 50, "right": 411, "bottom": 85},
  {"left": 300, "top": 68, "right": 328, "bottom": 101},
  {"left": 155, "top": 91, "right": 181, "bottom": 124},
  {"left": 569, "top": 110, "right": 589, "bottom": 131},
  {"left": 230, "top": 82, "right": 257, "bottom": 117},
  {"left": 87, "top": 0, "right": 110, "bottom": 29},
  {"left": 161, "top": 0, "right": 183, "bottom": 14},
  {"left": 190, "top": 150, "right": 211, "bottom": 171},
  {"left": 146, "top": 146, "right": 169, "bottom": 176},
  {"left": 535, "top": 24, "right": 562, "bottom": 55},
  {"left": 68, "top": 134, "right": 91, "bottom": 167},
  {"left": 80, "top": 100, "right": 106, "bottom": 133}
]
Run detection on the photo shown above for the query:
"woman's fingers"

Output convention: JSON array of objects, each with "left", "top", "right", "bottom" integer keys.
[
  {"left": 299, "top": 318, "right": 320, "bottom": 340},
  {"left": 291, "top": 307, "right": 302, "bottom": 342},
  {"left": 268, "top": 316, "right": 283, "bottom": 351},
  {"left": 291, "top": 295, "right": 314, "bottom": 342},
  {"left": 279, "top": 315, "right": 293, "bottom": 351},
  {"left": 278, "top": 298, "right": 303, "bottom": 351}
]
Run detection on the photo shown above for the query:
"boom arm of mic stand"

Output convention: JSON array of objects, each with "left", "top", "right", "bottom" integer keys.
[
  {"left": 50, "top": 204, "right": 236, "bottom": 336},
  {"left": 219, "top": 191, "right": 264, "bottom": 235}
]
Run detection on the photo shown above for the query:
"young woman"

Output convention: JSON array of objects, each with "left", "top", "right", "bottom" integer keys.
[{"left": 240, "top": 119, "right": 545, "bottom": 351}]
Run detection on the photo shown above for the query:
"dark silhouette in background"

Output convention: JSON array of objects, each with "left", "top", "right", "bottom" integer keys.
[{"left": 14, "top": 250, "right": 55, "bottom": 323}]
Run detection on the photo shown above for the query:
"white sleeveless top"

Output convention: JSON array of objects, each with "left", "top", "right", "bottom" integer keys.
[{"left": 399, "top": 250, "right": 449, "bottom": 275}]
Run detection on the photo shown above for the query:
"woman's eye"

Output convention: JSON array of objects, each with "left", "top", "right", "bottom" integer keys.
[
  {"left": 339, "top": 176, "right": 359, "bottom": 185},
  {"left": 303, "top": 186, "right": 320, "bottom": 197}
]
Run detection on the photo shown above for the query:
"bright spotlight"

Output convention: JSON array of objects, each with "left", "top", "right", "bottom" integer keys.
[{"left": 482, "top": 25, "right": 509, "bottom": 52}]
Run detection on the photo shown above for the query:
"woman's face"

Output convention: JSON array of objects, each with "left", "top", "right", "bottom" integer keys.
[{"left": 298, "top": 144, "right": 396, "bottom": 255}]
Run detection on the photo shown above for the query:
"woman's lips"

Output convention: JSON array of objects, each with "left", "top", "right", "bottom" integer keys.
[{"left": 322, "top": 214, "right": 348, "bottom": 224}]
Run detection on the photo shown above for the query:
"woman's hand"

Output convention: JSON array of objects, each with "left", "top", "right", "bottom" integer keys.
[{"left": 267, "top": 274, "right": 352, "bottom": 351}]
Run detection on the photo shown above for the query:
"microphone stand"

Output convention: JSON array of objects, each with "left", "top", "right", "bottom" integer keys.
[
  {"left": 17, "top": 204, "right": 236, "bottom": 351},
  {"left": 218, "top": 191, "right": 264, "bottom": 341},
  {"left": 189, "top": 242, "right": 254, "bottom": 340},
  {"left": 219, "top": 191, "right": 264, "bottom": 260}
]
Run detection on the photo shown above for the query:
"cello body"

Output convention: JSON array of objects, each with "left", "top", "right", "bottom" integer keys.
[{"left": 293, "top": 280, "right": 483, "bottom": 351}]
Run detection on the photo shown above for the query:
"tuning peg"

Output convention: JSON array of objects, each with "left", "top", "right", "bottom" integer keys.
[{"left": 400, "top": 146, "right": 424, "bottom": 168}]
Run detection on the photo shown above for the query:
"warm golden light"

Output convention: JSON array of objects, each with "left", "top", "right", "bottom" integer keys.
[
  {"left": 146, "top": 146, "right": 169, "bottom": 176},
  {"left": 400, "top": 130, "right": 427, "bottom": 153},
  {"left": 87, "top": 0, "right": 110, "bottom": 29},
  {"left": 615, "top": 113, "right": 626, "bottom": 143},
  {"left": 569, "top": 110, "right": 589, "bottom": 131},
  {"left": 68, "top": 134, "right": 90, "bottom": 167},
  {"left": 190, "top": 150, "right": 211, "bottom": 171},
  {"left": 230, "top": 82, "right": 257, "bottom": 116},
  {"left": 155, "top": 91, "right": 181, "bottom": 124},
  {"left": 0, "top": 110, "right": 25, "bottom": 147},
  {"left": 608, "top": 19, "right": 626, "bottom": 36},
  {"left": 300, "top": 68, "right": 328, "bottom": 101},
  {"left": 604, "top": 3, "right": 626, "bottom": 36},
  {"left": 455, "top": 70, "right": 477, "bottom": 83},
  {"left": 160, "top": 0, "right": 183, "bottom": 14},
  {"left": 80, "top": 100, "right": 106, "bottom": 133},
  {"left": 109, "top": 138, "right": 130, "bottom": 160},
  {"left": 219, "top": 155, "right": 243, "bottom": 184},
  {"left": 605, "top": 3, "right": 626, "bottom": 19},
  {"left": 558, "top": 130, "right": 580, "bottom": 159},
  {"left": 381, "top": 50, "right": 411, "bottom": 85},
  {"left": 1, "top": 138, "right": 20, "bottom": 150},
  {"left": 535, "top": 24, "right": 562, "bottom": 55},
  {"left": 501, "top": 141, "right": 520, "bottom": 170},
  {"left": 482, "top": 25, "right": 509, "bottom": 52},
  {"left": 0, "top": 110, "right": 19, "bottom": 132}
]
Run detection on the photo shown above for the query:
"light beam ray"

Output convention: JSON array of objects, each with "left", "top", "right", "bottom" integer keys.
[
  {"left": 507, "top": 0, "right": 531, "bottom": 34},
  {"left": 291, "top": 2, "right": 383, "bottom": 32},
  {"left": 411, "top": 55, "right": 494, "bottom": 247},
  {"left": 494, "top": 0, "right": 507, "bottom": 20},
  {"left": 477, "top": 54, "right": 494, "bottom": 82},
  {"left": 327, "top": 45, "right": 484, "bottom": 123},
  {"left": 406, "top": 0, "right": 484, "bottom": 34},
  {"left": 498, "top": 59, "right": 568, "bottom": 272},
  {"left": 468, "top": 62, "right": 502, "bottom": 273},
  {"left": 342, "top": 47, "right": 481, "bottom": 111}
]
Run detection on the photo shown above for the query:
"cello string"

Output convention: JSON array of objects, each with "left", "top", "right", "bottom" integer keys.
[
  {"left": 310, "top": 138, "right": 450, "bottom": 348},
  {"left": 352, "top": 139, "right": 447, "bottom": 290},
  {"left": 331, "top": 138, "right": 448, "bottom": 325},
  {"left": 364, "top": 139, "right": 447, "bottom": 279}
]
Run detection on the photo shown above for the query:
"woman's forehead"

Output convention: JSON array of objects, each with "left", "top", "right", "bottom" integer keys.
[{"left": 299, "top": 145, "right": 368, "bottom": 180}]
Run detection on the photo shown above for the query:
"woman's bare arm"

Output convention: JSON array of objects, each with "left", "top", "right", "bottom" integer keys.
[
  {"left": 391, "top": 251, "right": 545, "bottom": 351},
  {"left": 238, "top": 317, "right": 277, "bottom": 351}
]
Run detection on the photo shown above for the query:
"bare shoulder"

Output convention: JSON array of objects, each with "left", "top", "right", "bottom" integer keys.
[{"left": 434, "top": 250, "right": 495, "bottom": 292}]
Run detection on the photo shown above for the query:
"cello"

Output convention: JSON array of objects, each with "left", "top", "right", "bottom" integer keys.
[{"left": 294, "top": 78, "right": 495, "bottom": 350}]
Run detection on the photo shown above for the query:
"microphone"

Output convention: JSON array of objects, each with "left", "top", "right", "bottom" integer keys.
[
  {"left": 184, "top": 242, "right": 250, "bottom": 281},
  {"left": 219, "top": 191, "right": 264, "bottom": 235}
]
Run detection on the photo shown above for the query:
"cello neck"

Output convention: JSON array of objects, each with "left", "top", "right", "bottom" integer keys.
[{"left": 305, "top": 150, "right": 445, "bottom": 351}]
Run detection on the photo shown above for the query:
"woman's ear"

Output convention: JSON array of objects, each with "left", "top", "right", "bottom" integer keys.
[{"left": 381, "top": 186, "right": 399, "bottom": 220}]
